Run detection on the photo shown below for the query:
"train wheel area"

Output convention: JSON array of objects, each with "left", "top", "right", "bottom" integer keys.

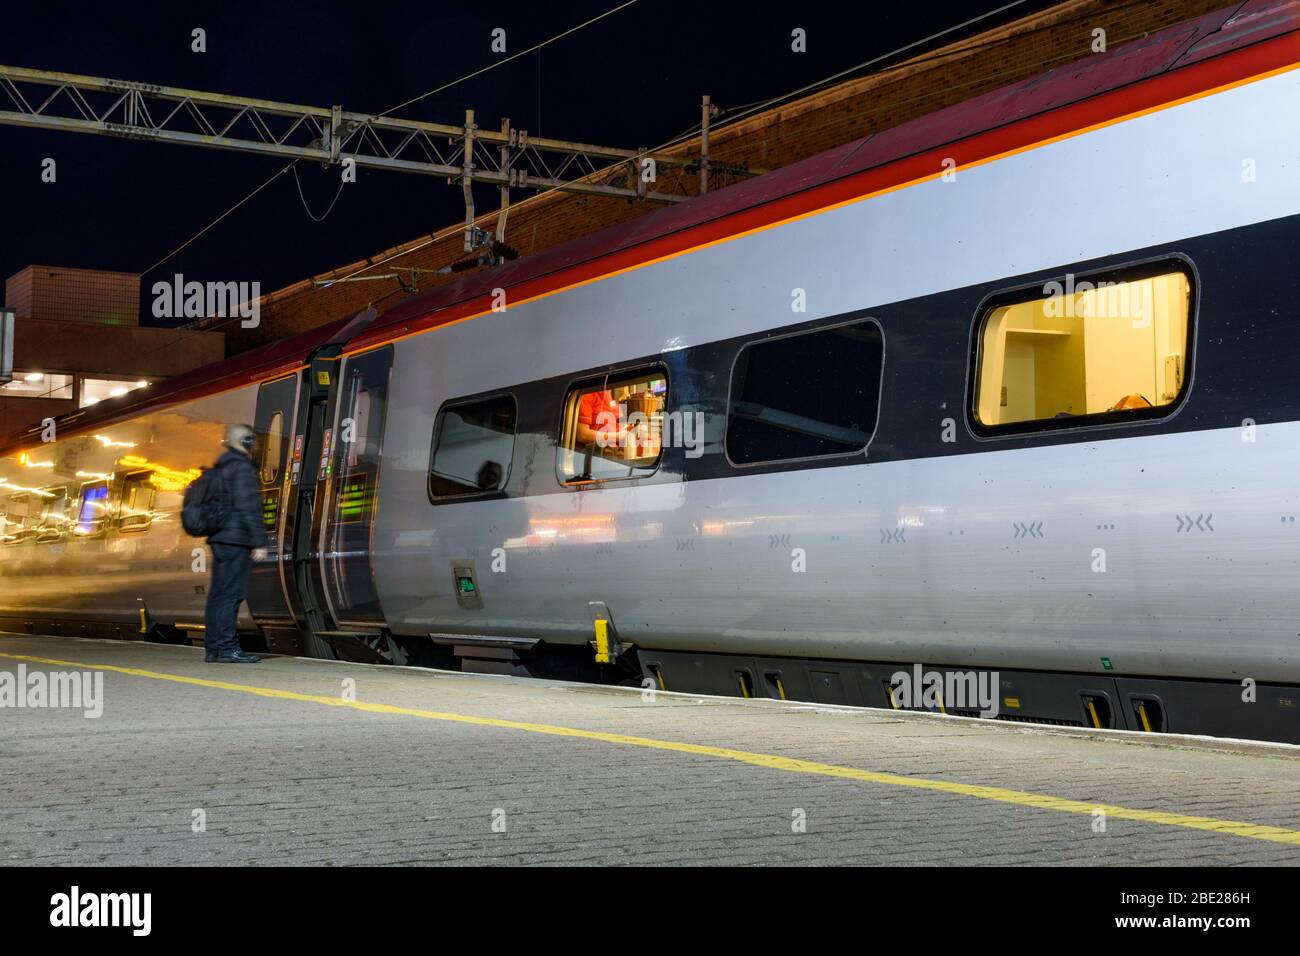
[{"left": 3, "top": 630, "right": 1300, "bottom": 866}]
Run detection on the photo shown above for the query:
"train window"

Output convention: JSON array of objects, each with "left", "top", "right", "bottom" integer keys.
[
  {"left": 36, "top": 486, "right": 71, "bottom": 542},
  {"left": 558, "top": 369, "right": 667, "bottom": 483},
  {"left": 260, "top": 411, "right": 284, "bottom": 484},
  {"left": 1, "top": 493, "right": 37, "bottom": 544},
  {"left": 74, "top": 481, "right": 110, "bottom": 536},
  {"left": 972, "top": 266, "right": 1192, "bottom": 432},
  {"left": 429, "top": 394, "right": 517, "bottom": 498},
  {"left": 119, "top": 472, "right": 156, "bottom": 533},
  {"left": 725, "top": 319, "right": 883, "bottom": 466}
]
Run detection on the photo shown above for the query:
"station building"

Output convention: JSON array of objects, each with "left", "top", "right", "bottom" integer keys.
[{"left": 0, "top": 266, "right": 224, "bottom": 437}]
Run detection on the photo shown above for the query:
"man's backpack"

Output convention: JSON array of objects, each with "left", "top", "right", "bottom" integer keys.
[{"left": 181, "top": 466, "right": 228, "bottom": 537}]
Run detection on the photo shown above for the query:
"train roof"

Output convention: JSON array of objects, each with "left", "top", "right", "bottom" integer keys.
[{"left": 4, "top": 0, "right": 1297, "bottom": 456}]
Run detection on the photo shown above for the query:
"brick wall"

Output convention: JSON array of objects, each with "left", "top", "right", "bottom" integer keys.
[
  {"left": 11, "top": 318, "right": 224, "bottom": 376},
  {"left": 4, "top": 265, "right": 141, "bottom": 326},
  {"left": 218, "top": 0, "right": 1234, "bottom": 354}
]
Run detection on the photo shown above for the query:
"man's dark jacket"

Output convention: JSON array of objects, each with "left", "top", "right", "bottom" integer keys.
[{"left": 207, "top": 449, "right": 269, "bottom": 549}]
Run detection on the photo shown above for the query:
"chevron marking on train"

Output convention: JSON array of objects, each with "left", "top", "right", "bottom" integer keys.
[
  {"left": 5, "top": 650, "right": 1300, "bottom": 848},
  {"left": 880, "top": 529, "right": 906, "bottom": 544},
  {"left": 1012, "top": 521, "right": 1043, "bottom": 539},
  {"left": 1175, "top": 513, "right": 1214, "bottom": 533}
]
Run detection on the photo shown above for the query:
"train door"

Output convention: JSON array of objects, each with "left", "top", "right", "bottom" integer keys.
[
  {"left": 259, "top": 309, "right": 387, "bottom": 660},
  {"left": 310, "top": 346, "right": 392, "bottom": 631},
  {"left": 278, "top": 354, "right": 338, "bottom": 657},
  {"left": 247, "top": 374, "right": 298, "bottom": 624}
]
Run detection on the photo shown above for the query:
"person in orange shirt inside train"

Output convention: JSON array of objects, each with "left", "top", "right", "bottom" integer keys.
[{"left": 574, "top": 389, "right": 629, "bottom": 460}]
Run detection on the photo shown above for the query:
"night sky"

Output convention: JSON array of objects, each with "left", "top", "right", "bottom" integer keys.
[{"left": 0, "top": 0, "right": 1051, "bottom": 326}]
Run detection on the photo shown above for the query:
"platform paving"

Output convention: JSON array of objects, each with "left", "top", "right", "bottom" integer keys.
[{"left": 2, "top": 632, "right": 1300, "bottom": 866}]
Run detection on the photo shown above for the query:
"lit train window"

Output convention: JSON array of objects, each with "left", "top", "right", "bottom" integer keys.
[
  {"left": 972, "top": 265, "right": 1193, "bottom": 432},
  {"left": 429, "top": 394, "right": 518, "bottom": 499},
  {"left": 75, "top": 481, "right": 110, "bottom": 536},
  {"left": 118, "top": 472, "right": 156, "bottom": 533},
  {"left": 558, "top": 369, "right": 667, "bottom": 483},
  {"left": 260, "top": 411, "right": 284, "bottom": 484},
  {"left": 725, "top": 319, "right": 883, "bottom": 466}
]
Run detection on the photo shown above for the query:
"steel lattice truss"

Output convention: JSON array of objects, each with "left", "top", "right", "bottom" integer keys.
[{"left": 0, "top": 65, "right": 755, "bottom": 205}]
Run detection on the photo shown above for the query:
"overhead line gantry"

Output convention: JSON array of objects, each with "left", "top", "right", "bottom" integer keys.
[{"left": 0, "top": 64, "right": 758, "bottom": 252}]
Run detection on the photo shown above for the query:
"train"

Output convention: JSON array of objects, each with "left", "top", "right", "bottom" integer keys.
[{"left": 3, "top": 2, "right": 1300, "bottom": 742}]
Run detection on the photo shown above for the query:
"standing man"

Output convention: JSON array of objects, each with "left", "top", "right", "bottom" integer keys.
[{"left": 204, "top": 423, "right": 268, "bottom": 663}]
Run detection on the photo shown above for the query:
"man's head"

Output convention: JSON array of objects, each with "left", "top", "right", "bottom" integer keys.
[{"left": 223, "top": 423, "right": 257, "bottom": 457}]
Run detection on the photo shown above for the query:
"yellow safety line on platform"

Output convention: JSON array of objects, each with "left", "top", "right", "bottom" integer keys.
[{"left": 5, "top": 649, "right": 1300, "bottom": 847}]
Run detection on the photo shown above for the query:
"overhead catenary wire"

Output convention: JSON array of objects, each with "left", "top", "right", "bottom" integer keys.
[
  {"left": 716, "top": 0, "right": 1155, "bottom": 116},
  {"left": 291, "top": 165, "right": 348, "bottom": 223},
  {"left": 378, "top": 0, "right": 638, "bottom": 117},
  {"left": 141, "top": 162, "right": 293, "bottom": 277},
  {"left": 314, "top": 0, "right": 1039, "bottom": 292},
  {"left": 742, "top": 0, "right": 1181, "bottom": 169},
  {"left": 670, "top": 0, "right": 1035, "bottom": 142},
  {"left": 666, "top": 0, "right": 1155, "bottom": 137},
  {"left": 138, "top": 0, "right": 640, "bottom": 301}
]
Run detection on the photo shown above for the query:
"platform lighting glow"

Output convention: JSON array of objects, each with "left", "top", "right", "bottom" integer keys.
[
  {"left": 0, "top": 479, "right": 55, "bottom": 497},
  {"left": 23, "top": 372, "right": 44, "bottom": 382},
  {"left": 528, "top": 514, "right": 615, "bottom": 531},
  {"left": 701, "top": 519, "right": 753, "bottom": 535},
  {"left": 116, "top": 455, "right": 201, "bottom": 492},
  {"left": 93, "top": 435, "right": 137, "bottom": 449}
]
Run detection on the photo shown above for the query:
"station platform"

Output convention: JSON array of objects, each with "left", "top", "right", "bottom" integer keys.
[{"left": 3, "top": 632, "right": 1300, "bottom": 866}]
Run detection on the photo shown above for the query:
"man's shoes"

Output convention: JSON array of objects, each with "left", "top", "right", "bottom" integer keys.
[
  {"left": 204, "top": 651, "right": 218, "bottom": 663},
  {"left": 211, "top": 650, "right": 261, "bottom": 664}
]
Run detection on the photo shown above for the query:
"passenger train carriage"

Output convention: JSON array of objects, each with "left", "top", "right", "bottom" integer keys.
[{"left": 3, "top": 2, "right": 1300, "bottom": 741}]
